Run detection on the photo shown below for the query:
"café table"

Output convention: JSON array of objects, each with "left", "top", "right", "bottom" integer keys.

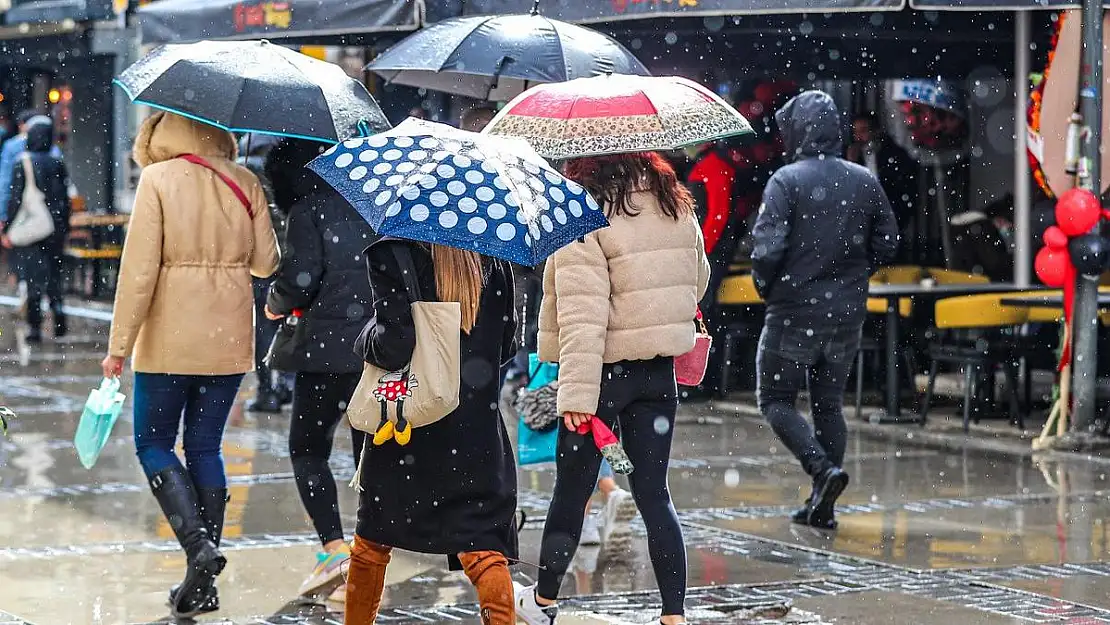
[
  {"left": 867, "top": 282, "right": 1047, "bottom": 424},
  {"left": 1000, "top": 293, "right": 1110, "bottom": 310}
]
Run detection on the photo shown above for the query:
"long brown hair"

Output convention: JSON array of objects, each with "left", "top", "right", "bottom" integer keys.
[
  {"left": 562, "top": 152, "right": 695, "bottom": 220},
  {"left": 430, "top": 244, "right": 485, "bottom": 333}
]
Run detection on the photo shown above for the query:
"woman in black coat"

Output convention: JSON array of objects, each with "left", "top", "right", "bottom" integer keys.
[
  {"left": 345, "top": 238, "right": 518, "bottom": 625},
  {"left": 3, "top": 120, "right": 69, "bottom": 341},
  {"left": 262, "top": 138, "right": 376, "bottom": 600}
]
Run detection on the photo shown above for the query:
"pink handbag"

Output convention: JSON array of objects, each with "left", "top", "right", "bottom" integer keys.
[{"left": 675, "top": 311, "right": 712, "bottom": 387}]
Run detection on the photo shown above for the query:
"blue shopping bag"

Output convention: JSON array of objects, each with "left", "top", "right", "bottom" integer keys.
[
  {"left": 517, "top": 354, "right": 558, "bottom": 466},
  {"left": 74, "top": 377, "right": 126, "bottom": 469}
]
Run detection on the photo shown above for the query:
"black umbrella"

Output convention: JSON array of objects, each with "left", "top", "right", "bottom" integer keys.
[
  {"left": 116, "top": 40, "right": 390, "bottom": 143},
  {"left": 366, "top": 7, "right": 650, "bottom": 101}
]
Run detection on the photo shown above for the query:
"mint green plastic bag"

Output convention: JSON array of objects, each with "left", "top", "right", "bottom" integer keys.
[{"left": 74, "top": 377, "right": 125, "bottom": 469}]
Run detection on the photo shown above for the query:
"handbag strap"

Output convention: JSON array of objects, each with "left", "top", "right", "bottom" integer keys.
[
  {"left": 178, "top": 154, "right": 254, "bottom": 219},
  {"left": 390, "top": 243, "right": 424, "bottom": 302}
]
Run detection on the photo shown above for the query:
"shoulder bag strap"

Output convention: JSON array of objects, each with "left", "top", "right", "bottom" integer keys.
[
  {"left": 390, "top": 243, "right": 424, "bottom": 303},
  {"left": 178, "top": 154, "right": 254, "bottom": 219}
]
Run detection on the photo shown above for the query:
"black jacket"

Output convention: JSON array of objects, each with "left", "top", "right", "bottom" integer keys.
[
  {"left": 751, "top": 91, "right": 899, "bottom": 327},
  {"left": 6, "top": 122, "right": 70, "bottom": 239},
  {"left": 266, "top": 180, "right": 378, "bottom": 373},
  {"left": 353, "top": 239, "right": 518, "bottom": 565}
]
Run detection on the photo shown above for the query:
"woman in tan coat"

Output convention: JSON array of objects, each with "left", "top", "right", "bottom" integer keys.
[
  {"left": 516, "top": 152, "right": 709, "bottom": 625},
  {"left": 100, "top": 112, "right": 279, "bottom": 619}
]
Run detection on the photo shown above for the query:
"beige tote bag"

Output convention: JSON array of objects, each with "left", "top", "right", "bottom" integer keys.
[
  {"left": 8, "top": 156, "right": 55, "bottom": 247},
  {"left": 347, "top": 245, "right": 461, "bottom": 440}
]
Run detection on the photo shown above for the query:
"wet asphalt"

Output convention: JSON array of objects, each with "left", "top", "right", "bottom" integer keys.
[{"left": 1, "top": 310, "right": 1109, "bottom": 624}]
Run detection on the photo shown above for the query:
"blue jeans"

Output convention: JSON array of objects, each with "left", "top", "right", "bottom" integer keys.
[{"left": 132, "top": 373, "right": 245, "bottom": 488}]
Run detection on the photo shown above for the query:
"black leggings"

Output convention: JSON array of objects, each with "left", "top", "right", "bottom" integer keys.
[
  {"left": 538, "top": 358, "right": 686, "bottom": 616},
  {"left": 290, "top": 371, "right": 366, "bottom": 546}
]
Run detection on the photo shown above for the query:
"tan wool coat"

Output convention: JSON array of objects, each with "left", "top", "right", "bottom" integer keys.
[
  {"left": 108, "top": 112, "right": 280, "bottom": 375},
  {"left": 538, "top": 190, "right": 711, "bottom": 415}
]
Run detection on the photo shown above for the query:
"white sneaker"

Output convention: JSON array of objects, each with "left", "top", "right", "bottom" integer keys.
[
  {"left": 580, "top": 514, "right": 601, "bottom": 546},
  {"left": 600, "top": 488, "right": 637, "bottom": 559},
  {"left": 514, "top": 582, "right": 558, "bottom": 625}
]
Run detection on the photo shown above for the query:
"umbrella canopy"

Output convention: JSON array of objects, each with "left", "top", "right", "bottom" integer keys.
[
  {"left": 365, "top": 13, "right": 650, "bottom": 101},
  {"left": 116, "top": 40, "right": 390, "bottom": 143},
  {"left": 483, "top": 74, "right": 754, "bottom": 160},
  {"left": 308, "top": 118, "right": 609, "bottom": 266}
]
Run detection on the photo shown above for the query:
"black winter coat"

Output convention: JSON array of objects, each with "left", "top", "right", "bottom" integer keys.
[
  {"left": 751, "top": 91, "right": 899, "bottom": 328},
  {"left": 6, "top": 123, "right": 70, "bottom": 240},
  {"left": 266, "top": 186, "right": 378, "bottom": 373},
  {"left": 353, "top": 239, "right": 518, "bottom": 565}
]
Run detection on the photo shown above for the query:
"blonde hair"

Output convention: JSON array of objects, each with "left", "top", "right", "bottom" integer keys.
[{"left": 431, "top": 244, "right": 485, "bottom": 333}]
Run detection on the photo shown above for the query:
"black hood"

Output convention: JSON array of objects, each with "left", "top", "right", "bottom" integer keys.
[
  {"left": 24, "top": 120, "right": 54, "bottom": 153},
  {"left": 774, "top": 90, "right": 843, "bottom": 162},
  {"left": 264, "top": 138, "right": 327, "bottom": 210}
]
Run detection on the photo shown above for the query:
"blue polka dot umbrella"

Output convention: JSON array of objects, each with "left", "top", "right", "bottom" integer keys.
[{"left": 308, "top": 118, "right": 609, "bottom": 266}]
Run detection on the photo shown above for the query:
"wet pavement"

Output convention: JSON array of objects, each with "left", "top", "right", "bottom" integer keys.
[{"left": 2, "top": 308, "right": 1110, "bottom": 623}]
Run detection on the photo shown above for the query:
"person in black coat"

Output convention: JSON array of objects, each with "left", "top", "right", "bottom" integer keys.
[
  {"left": 345, "top": 238, "right": 518, "bottom": 624},
  {"left": 847, "top": 112, "right": 918, "bottom": 263},
  {"left": 3, "top": 119, "right": 69, "bottom": 341},
  {"left": 752, "top": 91, "right": 898, "bottom": 530},
  {"left": 262, "top": 138, "right": 376, "bottom": 599}
]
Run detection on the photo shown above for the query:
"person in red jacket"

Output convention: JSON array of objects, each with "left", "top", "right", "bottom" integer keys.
[{"left": 689, "top": 143, "right": 737, "bottom": 257}]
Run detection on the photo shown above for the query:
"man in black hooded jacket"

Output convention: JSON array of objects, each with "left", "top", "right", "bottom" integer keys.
[
  {"left": 4, "top": 119, "right": 70, "bottom": 340},
  {"left": 751, "top": 91, "right": 898, "bottom": 529}
]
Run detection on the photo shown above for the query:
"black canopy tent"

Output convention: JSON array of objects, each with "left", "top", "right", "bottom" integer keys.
[{"left": 136, "top": 0, "right": 420, "bottom": 44}]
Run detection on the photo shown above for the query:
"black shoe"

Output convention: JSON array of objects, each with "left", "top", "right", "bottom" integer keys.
[
  {"left": 808, "top": 467, "right": 849, "bottom": 529},
  {"left": 149, "top": 468, "right": 226, "bottom": 619},
  {"left": 277, "top": 384, "right": 293, "bottom": 407},
  {"left": 790, "top": 498, "right": 812, "bottom": 524},
  {"left": 246, "top": 391, "right": 282, "bottom": 413},
  {"left": 53, "top": 312, "right": 67, "bottom": 339},
  {"left": 168, "top": 488, "right": 228, "bottom": 614},
  {"left": 25, "top": 332, "right": 42, "bottom": 345}
]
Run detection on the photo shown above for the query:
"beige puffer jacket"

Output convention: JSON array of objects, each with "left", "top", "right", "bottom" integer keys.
[
  {"left": 108, "top": 112, "right": 280, "bottom": 375},
  {"left": 538, "top": 190, "right": 710, "bottom": 415}
]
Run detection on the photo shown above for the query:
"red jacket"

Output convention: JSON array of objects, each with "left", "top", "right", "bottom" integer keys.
[{"left": 687, "top": 149, "right": 736, "bottom": 255}]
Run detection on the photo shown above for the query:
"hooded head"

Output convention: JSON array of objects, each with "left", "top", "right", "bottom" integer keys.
[
  {"left": 264, "top": 138, "right": 326, "bottom": 210},
  {"left": 774, "top": 90, "right": 843, "bottom": 162},
  {"left": 132, "top": 111, "right": 237, "bottom": 168},
  {"left": 24, "top": 118, "right": 54, "bottom": 153}
]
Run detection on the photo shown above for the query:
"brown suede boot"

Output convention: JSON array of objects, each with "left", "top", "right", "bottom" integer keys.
[
  {"left": 345, "top": 536, "right": 392, "bottom": 624},
  {"left": 458, "top": 550, "right": 516, "bottom": 625}
]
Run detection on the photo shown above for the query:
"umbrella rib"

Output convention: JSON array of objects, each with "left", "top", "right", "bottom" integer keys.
[{"left": 270, "top": 48, "right": 337, "bottom": 139}]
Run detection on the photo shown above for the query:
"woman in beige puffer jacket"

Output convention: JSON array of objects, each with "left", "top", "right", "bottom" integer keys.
[
  {"left": 518, "top": 152, "right": 709, "bottom": 625},
  {"left": 100, "top": 112, "right": 279, "bottom": 619}
]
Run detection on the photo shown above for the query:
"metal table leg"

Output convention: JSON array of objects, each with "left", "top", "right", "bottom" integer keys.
[{"left": 872, "top": 296, "right": 921, "bottom": 424}]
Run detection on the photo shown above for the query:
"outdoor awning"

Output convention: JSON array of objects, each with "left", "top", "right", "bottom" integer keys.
[
  {"left": 137, "top": 0, "right": 419, "bottom": 44},
  {"left": 4, "top": 0, "right": 116, "bottom": 24},
  {"left": 444, "top": 0, "right": 904, "bottom": 24},
  {"left": 910, "top": 0, "right": 1104, "bottom": 8}
]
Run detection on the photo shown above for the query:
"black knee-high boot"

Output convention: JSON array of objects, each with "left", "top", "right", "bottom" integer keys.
[
  {"left": 149, "top": 467, "right": 227, "bottom": 618},
  {"left": 168, "top": 487, "right": 229, "bottom": 614}
]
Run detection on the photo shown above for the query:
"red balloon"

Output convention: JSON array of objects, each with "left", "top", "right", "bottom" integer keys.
[
  {"left": 1035, "top": 247, "right": 1069, "bottom": 287},
  {"left": 1044, "top": 225, "right": 1069, "bottom": 250},
  {"left": 1056, "top": 188, "right": 1102, "bottom": 237}
]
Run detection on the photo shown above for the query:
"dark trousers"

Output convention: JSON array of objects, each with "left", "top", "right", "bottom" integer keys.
[
  {"left": 20, "top": 235, "right": 64, "bottom": 334},
  {"left": 756, "top": 322, "right": 860, "bottom": 478},
  {"left": 538, "top": 358, "right": 686, "bottom": 616},
  {"left": 290, "top": 371, "right": 367, "bottom": 546},
  {"left": 132, "top": 373, "right": 245, "bottom": 489},
  {"left": 253, "top": 278, "right": 280, "bottom": 392}
]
